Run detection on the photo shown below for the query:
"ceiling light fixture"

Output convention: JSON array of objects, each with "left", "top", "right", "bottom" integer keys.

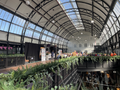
[
  {"left": 26, "top": 0, "right": 30, "bottom": 5},
  {"left": 91, "top": 20, "right": 94, "bottom": 23},
  {"left": 101, "top": 71, "right": 104, "bottom": 73},
  {"left": 95, "top": 34, "right": 96, "bottom": 36},
  {"left": 52, "top": 20, "right": 55, "bottom": 23},
  {"left": 104, "top": 25, "right": 107, "bottom": 28},
  {"left": 85, "top": 40, "right": 87, "bottom": 41},
  {"left": 81, "top": 32, "right": 83, "bottom": 34}
]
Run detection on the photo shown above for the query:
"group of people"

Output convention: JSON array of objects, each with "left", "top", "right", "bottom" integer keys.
[
  {"left": 72, "top": 51, "right": 117, "bottom": 57},
  {"left": 50, "top": 50, "right": 117, "bottom": 60},
  {"left": 51, "top": 50, "right": 73, "bottom": 60},
  {"left": 82, "top": 71, "right": 115, "bottom": 90}
]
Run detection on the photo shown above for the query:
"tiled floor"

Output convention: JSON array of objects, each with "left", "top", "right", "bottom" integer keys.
[{"left": 0, "top": 60, "right": 54, "bottom": 74}]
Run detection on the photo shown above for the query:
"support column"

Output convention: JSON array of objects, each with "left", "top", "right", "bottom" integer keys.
[
  {"left": 20, "top": 44, "right": 24, "bottom": 54},
  {"left": 7, "top": 41, "right": 9, "bottom": 55}
]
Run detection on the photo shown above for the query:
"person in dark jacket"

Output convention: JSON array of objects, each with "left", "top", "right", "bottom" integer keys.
[
  {"left": 51, "top": 50, "right": 54, "bottom": 58},
  {"left": 99, "top": 76, "right": 102, "bottom": 84},
  {"left": 103, "top": 81, "right": 107, "bottom": 90}
]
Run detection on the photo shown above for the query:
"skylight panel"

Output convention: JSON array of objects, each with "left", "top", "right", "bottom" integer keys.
[{"left": 57, "top": 0, "right": 84, "bottom": 30}]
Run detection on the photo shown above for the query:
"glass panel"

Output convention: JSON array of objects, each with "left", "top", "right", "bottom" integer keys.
[
  {"left": 42, "top": 35, "right": 46, "bottom": 41},
  {"left": 111, "top": 12, "right": 117, "bottom": 21},
  {"left": 115, "top": 21, "right": 119, "bottom": 30},
  {"left": 55, "top": 39, "right": 58, "bottom": 44},
  {"left": 48, "top": 32, "right": 53, "bottom": 36},
  {"left": 12, "top": 16, "right": 25, "bottom": 26},
  {"left": 62, "top": 3, "right": 73, "bottom": 10},
  {"left": 53, "top": 39, "right": 56, "bottom": 43},
  {"left": 4, "top": 22, "right": 10, "bottom": 32},
  {"left": 0, "top": 9, "right": 5, "bottom": 19},
  {"left": 46, "top": 36, "right": 52, "bottom": 42},
  {"left": 110, "top": 27, "right": 115, "bottom": 35},
  {"left": 107, "top": 20, "right": 112, "bottom": 28},
  {"left": 35, "top": 26, "right": 42, "bottom": 32},
  {"left": 0, "top": 20, "right": 10, "bottom": 32},
  {"left": 0, "top": 9, "right": 13, "bottom": 21},
  {"left": 44, "top": 30, "right": 48, "bottom": 34},
  {"left": 113, "top": 24, "right": 117, "bottom": 33},
  {"left": 7, "top": 13, "right": 13, "bottom": 21},
  {"left": 114, "top": 2, "right": 120, "bottom": 17},
  {"left": 25, "top": 29, "right": 33, "bottom": 37},
  {"left": 109, "top": 16, "right": 114, "bottom": 24},
  {"left": 10, "top": 24, "right": 23, "bottom": 35},
  {"left": 33, "top": 32, "right": 40, "bottom": 39},
  {"left": 106, "top": 33, "right": 109, "bottom": 40},
  {"left": 60, "top": 0, "right": 69, "bottom": 3},
  {"left": 27, "top": 23, "right": 35, "bottom": 29}
]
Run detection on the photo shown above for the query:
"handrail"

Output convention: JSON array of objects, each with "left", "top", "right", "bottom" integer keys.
[{"left": 77, "top": 77, "right": 84, "bottom": 90}]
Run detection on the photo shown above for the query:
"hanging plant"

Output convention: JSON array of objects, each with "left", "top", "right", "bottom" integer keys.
[
  {"left": 79, "top": 56, "right": 84, "bottom": 65},
  {"left": 99, "top": 56, "right": 102, "bottom": 64}
]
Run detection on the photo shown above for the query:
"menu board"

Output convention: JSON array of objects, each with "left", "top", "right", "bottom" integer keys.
[{"left": 41, "top": 47, "right": 46, "bottom": 61}]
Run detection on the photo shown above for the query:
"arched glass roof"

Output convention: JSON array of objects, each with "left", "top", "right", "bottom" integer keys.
[
  {"left": 57, "top": 0, "right": 84, "bottom": 30},
  {"left": 100, "top": 0, "right": 120, "bottom": 45},
  {"left": 0, "top": 0, "right": 119, "bottom": 47}
]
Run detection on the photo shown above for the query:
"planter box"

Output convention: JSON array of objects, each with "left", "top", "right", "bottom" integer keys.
[
  {"left": 0, "top": 58, "right": 6, "bottom": 68},
  {"left": 16, "top": 57, "right": 25, "bottom": 65},
  {"left": 0, "top": 56, "right": 25, "bottom": 68},
  {"left": 7, "top": 57, "right": 16, "bottom": 67}
]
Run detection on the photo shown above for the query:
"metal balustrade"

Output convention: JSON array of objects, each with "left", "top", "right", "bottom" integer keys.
[
  {"left": 77, "top": 58, "right": 120, "bottom": 72},
  {"left": 0, "top": 57, "right": 25, "bottom": 68}
]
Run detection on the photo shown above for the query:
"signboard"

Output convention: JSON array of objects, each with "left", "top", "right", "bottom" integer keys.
[
  {"left": 41, "top": 47, "right": 46, "bottom": 61},
  {"left": 58, "top": 50, "right": 62, "bottom": 55},
  {"left": 48, "top": 54, "right": 51, "bottom": 59}
]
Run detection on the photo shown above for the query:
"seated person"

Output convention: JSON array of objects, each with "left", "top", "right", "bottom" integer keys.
[{"left": 57, "top": 54, "right": 61, "bottom": 60}]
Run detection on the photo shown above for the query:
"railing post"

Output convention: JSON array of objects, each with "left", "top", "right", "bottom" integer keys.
[
  {"left": 52, "top": 72, "right": 55, "bottom": 88},
  {"left": 86, "top": 59, "right": 87, "bottom": 68}
]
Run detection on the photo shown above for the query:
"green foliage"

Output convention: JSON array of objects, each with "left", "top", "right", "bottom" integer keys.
[
  {"left": 0, "top": 56, "right": 79, "bottom": 90},
  {"left": 1, "top": 55, "right": 120, "bottom": 90},
  {"left": 78, "top": 56, "right": 120, "bottom": 64},
  {"left": 0, "top": 54, "right": 25, "bottom": 58}
]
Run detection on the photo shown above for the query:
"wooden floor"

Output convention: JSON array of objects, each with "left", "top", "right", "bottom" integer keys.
[{"left": 0, "top": 60, "right": 54, "bottom": 74}]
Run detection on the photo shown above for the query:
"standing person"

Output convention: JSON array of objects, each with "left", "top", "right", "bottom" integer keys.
[
  {"left": 113, "top": 51, "right": 117, "bottom": 56},
  {"left": 110, "top": 51, "right": 117, "bottom": 57},
  {"left": 51, "top": 50, "right": 54, "bottom": 59},
  {"left": 110, "top": 52, "right": 113, "bottom": 57},
  {"left": 99, "top": 76, "right": 102, "bottom": 84},
  {"left": 72, "top": 50, "right": 77, "bottom": 56},
  {"left": 103, "top": 81, "right": 107, "bottom": 90}
]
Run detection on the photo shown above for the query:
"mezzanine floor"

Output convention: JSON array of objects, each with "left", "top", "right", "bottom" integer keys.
[{"left": 0, "top": 59, "right": 54, "bottom": 74}]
